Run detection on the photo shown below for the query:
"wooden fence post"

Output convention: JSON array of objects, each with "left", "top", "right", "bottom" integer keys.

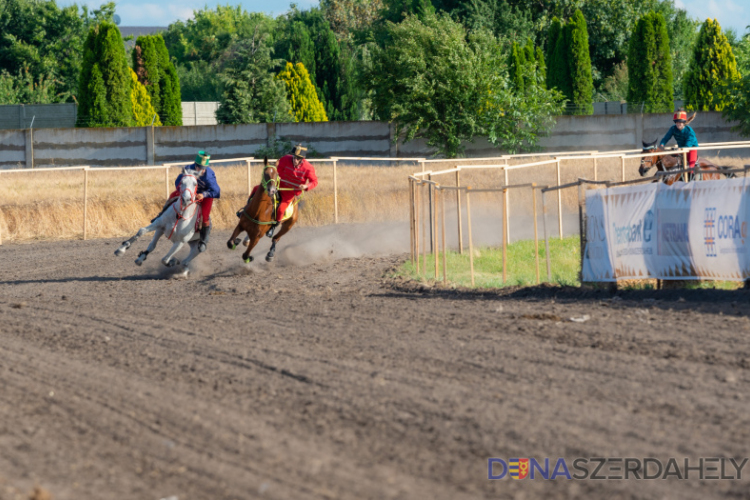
[
  {"left": 415, "top": 181, "right": 420, "bottom": 275},
  {"left": 422, "top": 183, "right": 427, "bottom": 276},
  {"left": 621, "top": 155, "right": 626, "bottom": 182},
  {"left": 333, "top": 159, "right": 339, "bottom": 224},
  {"left": 409, "top": 179, "right": 415, "bottom": 265},
  {"left": 542, "top": 189, "right": 551, "bottom": 282},
  {"left": 428, "top": 174, "right": 433, "bottom": 253},
  {"left": 83, "top": 168, "right": 88, "bottom": 240},
  {"left": 532, "top": 184, "right": 539, "bottom": 284},
  {"left": 593, "top": 157, "right": 598, "bottom": 181},
  {"left": 578, "top": 181, "right": 585, "bottom": 284},
  {"left": 441, "top": 187, "right": 447, "bottom": 283},
  {"left": 682, "top": 150, "right": 688, "bottom": 182},
  {"left": 503, "top": 167, "right": 510, "bottom": 243},
  {"left": 556, "top": 158, "right": 563, "bottom": 239},
  {"left": 466, "top": 187, "right": 475, "bottom": 287},
  {"left": 502, "top": 187, "right": 508, "bottom": 285},
  {"left": 456, "top": 169, "right": 463, "bottom": 254}
]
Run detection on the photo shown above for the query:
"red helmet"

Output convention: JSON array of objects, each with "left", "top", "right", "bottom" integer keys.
[{"left": 673, "top": 110, "right": 687, "bottom": 122}]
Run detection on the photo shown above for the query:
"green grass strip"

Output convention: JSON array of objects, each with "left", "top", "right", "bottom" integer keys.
[{"left": 401, "top": 236, "right": 581, "bottom": 288}]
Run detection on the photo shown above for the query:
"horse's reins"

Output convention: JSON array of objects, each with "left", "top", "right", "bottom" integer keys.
[
  {"left": 168, "top": 174, "right": 198, "bottom": 239},
  {"left": 242, "top": 165, "right": 304, "bottom": 225}
]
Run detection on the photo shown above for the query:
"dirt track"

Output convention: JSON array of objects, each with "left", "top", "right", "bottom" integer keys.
[{"left": 1, "top": 226, "right": 749, "bottom": 500}]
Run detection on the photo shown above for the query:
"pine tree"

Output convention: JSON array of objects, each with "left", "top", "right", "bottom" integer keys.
[
  {"left": 277, "top": 62, "right": 328, "bottom": 122},
  {"left": 567, "top": 10, "right": 593, "bottom": 115},
  {"left": 552, "top": 21, "right": 573, "bottom": 104},
  {"left": 684, "top": 18, "right": 740, "bottom": 111},
  {"left": 77, "top": 21, "right": 133, "bottom": 127},
  {"left": 508, "top": 42, "right": 526, "bottom": 92},
  {"left": 627, "top": 11, "right": 673, "bottom": 113},
  {"left": 545, "top": 17, "right": 563, "bottom": 90},
  {"left": 155, "top": 36, "right": 182, "bottom": 125},
  {"left": 133, "top": 35, "right": 161, "bottom": 115},
  {"left": 129, "top": 68, "right": 161, "bottom": 126},
  {"left": 535, "top": 46, "right": 546, "bottom": 85}
]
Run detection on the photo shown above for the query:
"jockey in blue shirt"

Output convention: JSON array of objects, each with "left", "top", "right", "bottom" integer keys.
[{"left": 660, "top": 110, "right": 699, "bottom": 172}]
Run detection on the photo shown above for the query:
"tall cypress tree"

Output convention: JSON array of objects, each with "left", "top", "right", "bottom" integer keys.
[
  {"left": 552, "top": 21, "right": 573, "bottom": 104},
  {"left": 154, "top": 36, "right": 182, "bottom": 125},
  {"left": 627, "top": 11, "right": 673, "bottom": 113},
  {"left": 277, "top": 62, "right": 328, "bottom": 122},
  {"left": 508, "top": 41, "right": 526, "bottom": 92},
  {"left": 133, "top": 35, "right": 161, "bottom": 116},
  {"left": 535, "top": 46, "right": 546, "bottom": 85},
  {"left": 567, "top": 10, "right": 593, "bottom": 115},
  {"left": 546, "top": 17, "right": 563, "bottom": 90},
  {"left": 77, "top": 22, "right": 133, "bottom": 127},
  {"left": 684, "top": 18, "right": 739, "bottom": 111}
]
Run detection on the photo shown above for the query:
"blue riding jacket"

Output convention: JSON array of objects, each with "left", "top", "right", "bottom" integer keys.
[
  {"left": 175, "top": 165, "right": 221, "bottom": 199},
  {"left": 660, "top": 125, "right": 699, "bottom": 149}
]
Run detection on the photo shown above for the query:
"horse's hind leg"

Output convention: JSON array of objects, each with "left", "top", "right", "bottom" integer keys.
[
  {"left": 266, "top": 216, "right": 297, "bottom": 262},
  {"left": 115, "top": 222, "right": 160, "bottom": 257}
]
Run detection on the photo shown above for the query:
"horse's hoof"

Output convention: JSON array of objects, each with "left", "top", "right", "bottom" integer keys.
[
  {"left": 234, "top": 237, "right": 242, "bottom": 246},
  {"left": 242, "top": 237, "right": 250, "bottom": 247},
  {"left": 135, "top": 258, "right": 143, "bottom": 266},
  {"left": 243, "top": 255, "right": 254, "bottom": 264},
  {"left": 114, "top": 248, "right": 124, "bottom": 257},
  {"left": 227, "top": 240, "right": 236, "bottom": 250},
  {"left": 164, "top": 258, "right": 180, "bottom": 268},
  {"left": 265, "top": 254, "right": 274, "bottom": 262}
]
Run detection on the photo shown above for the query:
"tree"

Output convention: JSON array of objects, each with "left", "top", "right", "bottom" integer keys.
[
  {"left": 627, "top": 11, "right": 673, "bottom": 113},
  {"left": 684, "top": 18, "right": 740, "bottom": 111},
  {"left": 363, "top": 13, "right": 563, "bottom": 157},
  {"left": 508, "top": 42, "right": 526, "bottom": 91},
  {"left": 546, "top": 16, "right": 563, "bottom": 90},
  {"left": 722, "top": 70, "right": 750, "bottom": 137},
  {"left": 133, "top": 36, "right": 161, "bottom": 113},
  {"left": 277, "top": 62, "right": 328, "bottom": 122},
  {"left": 215, "top": 25, "right": 290, "bottom": 124},
  {"left": 0, "top": 65, "right": 61, "bottom": 104},
  {"left": 154, "top": 36, "right": 182, "bottom": 126},
  {"left": 76, "top": 21, "right": 133, "bottom": 127},
  {"left": 129, "top": 68, "right": 161, "bottom": 126},
  {"left": 567, "top": 10, "right": 593, "bottom": 115}
]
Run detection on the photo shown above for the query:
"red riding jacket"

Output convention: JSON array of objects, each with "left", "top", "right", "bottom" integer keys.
[{"left": 277, "top": 155, "right": 318, "bottom": 195}]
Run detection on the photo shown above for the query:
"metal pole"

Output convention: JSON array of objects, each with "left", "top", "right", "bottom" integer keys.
[
  {"left": 502, "top": 188, "right": 508, "bottom": 285},
  {"left": 578, "top": 181, "right": 585, "bottom": 284},
  {"left": 556, "top": 159, "right": 563, "bottom": 239},
  {"left": 466, "top": 187, "right": 475, "bottom": 287},
  {"left": 503, "top": 167, "right": 510, "bottom": 243},
  {"left": 532, "top": 184, "right": 539, "bottom": 284},
  {"left": 542, "top": 190, "right": 551, "bottom": 282},
  {"left": 441, "top": 188, "right": 447, "bottom": 283},
  {"left": 83, "top": 168, "right": 88, "bottom": 240},
  {"left": 422, "top": 183, "right": 427, "bottom": 276},
  {"left": 456, "top": 170, "right": 463, "bottom": 254},
  {"left": 333, "top": 159, "right": 339, "bottom": 223},
  {"left": 434, "top": 187, "right": 439, "bottom": 279}
]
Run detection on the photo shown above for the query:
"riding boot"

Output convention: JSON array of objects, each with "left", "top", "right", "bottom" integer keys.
[
  {"left": 266, "top": 222, "right": 279, "bottom": 239},
  {"left": 151, "top": 198, "right": 176, "bottom": 223},
  {"left": 198, "top": 225, "right": 211, "bottom": 252}
]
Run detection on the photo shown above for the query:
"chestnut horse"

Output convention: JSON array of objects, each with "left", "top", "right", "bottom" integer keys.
[
  {"left": 638, "top": 139, "right": 735, "bottom": 185},
  {"left": 226, "top": 158, "right": 299, "bottom": 263}
]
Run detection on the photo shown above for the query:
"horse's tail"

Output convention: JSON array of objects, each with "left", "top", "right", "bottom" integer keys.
[{"left": 686, "top": 112, "right": 697, "bottom": 125}]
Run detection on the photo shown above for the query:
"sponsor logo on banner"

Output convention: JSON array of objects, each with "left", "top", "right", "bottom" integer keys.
[
  {"left": 509, "top": 458, "right": 530, "bottom": 480},
  {"left": 704, "top": 207, "right": 717, "bottom": 257},
  {"left": 658, "top": 208, "right": 690, "bottom": 257},
  {"left": 612, "top": 210, "right": 654, "bottom": 257}
]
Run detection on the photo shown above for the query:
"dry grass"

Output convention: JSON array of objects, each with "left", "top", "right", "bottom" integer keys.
[{"left": 2, "top": 155, "right": 748, "bottom": 242}]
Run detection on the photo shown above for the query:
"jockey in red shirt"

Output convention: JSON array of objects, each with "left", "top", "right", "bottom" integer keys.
[{"left": 245, "top": 144, "right": 318, "bottom": 238}]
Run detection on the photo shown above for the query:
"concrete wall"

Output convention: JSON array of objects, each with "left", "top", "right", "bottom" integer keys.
[
  {"left": 181, "top": 102, "right": 220, "bottom": 126},
  {"left": 1, "top": 112, "right": 748, "bottom": 169},
  {"left": 0, "top": 104, "right": 77, "bottom": 130}
]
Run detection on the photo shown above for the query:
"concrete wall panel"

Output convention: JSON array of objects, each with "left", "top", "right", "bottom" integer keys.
[
  {"left": 155, "top": 124, "right": 266, "bottom": 162},
  {"left": 33, "top": 127, "right": 147, "bottom": 167},
  {"left": 0, "top": 129, "right": 25, "bottom": 168},
  {"left": 276, "top": 121, "right": 390, "bottom": 157}
]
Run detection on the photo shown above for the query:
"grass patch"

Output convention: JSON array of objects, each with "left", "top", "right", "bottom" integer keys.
[{"left": 401, "top": 236, "right": 581, "bottom": 288}]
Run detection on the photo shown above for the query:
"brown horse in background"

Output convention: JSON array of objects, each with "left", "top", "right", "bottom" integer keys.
[
  {"left": 226, "top": 158, "right": 299, "bottom": 263},
  {"left": 638, "top": 139, "right": 735, "bottom": 185}
]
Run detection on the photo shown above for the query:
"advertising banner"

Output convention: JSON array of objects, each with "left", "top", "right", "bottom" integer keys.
[{"left": 583, "top": 178, "right": 750, "bottom": 281}]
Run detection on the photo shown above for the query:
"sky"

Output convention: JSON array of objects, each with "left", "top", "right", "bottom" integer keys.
[{"left": 61, "top": 0, "right": 750, "bottom": 35}]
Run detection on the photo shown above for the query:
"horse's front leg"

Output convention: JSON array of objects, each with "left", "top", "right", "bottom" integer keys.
[
  {"left": 242, "top": 233, "right": 263, "bottom": 263},
  {"left": 161, "top": 239, "right": 185, "bottom": 267},
  {"left": 227, "top": 223, "right": 244, "bottom": 250},
  {"left": 135, "top": 227, "right": 164, "bottom": 266},
  {"left": 114, "top": 221, "right": 160, "bottom": 256}
]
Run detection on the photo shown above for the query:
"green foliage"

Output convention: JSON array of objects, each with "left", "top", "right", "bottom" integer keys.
[
  {"left": 129, "top": 68, "right": 161, "bottom": 126},
  {"left": 215, "top": 26, "right": 291, "bottom": 124},
  {"left": 728, "top": 30, "right": 750, "bottom": 77},
  {"left": 508, "top": 42, "right": 525, "bottom": 91},
  {"left": 321, "top": 0, "right": 384, "bottom": 41},
  {"left": 133, "top": 36, "right": 161, "bottom": 113},
  {"left": 535, "top": 45, "right": 546, "bottom": 84},
  {"left": 567, "top": 10, "right": 593, "bottom": 115},
  {"left": 154, "top": 36, "right": 182, "bottom": 126},
  {"left": 626, "top": 11, "right": 673, "bottom": 112},
  {"left": 598, "top": 61, "right": 628, "bottom": 100},
  {"left": 722, "top": 72, "right": 750, "bottom": 137},
  {"left": 654, "top": 2, "right": 699, "bottom": 99},
  {"left": 363, "top": 13, "right": 563, "bottom": 157},
  {"left": 254, "top": 135, "right": 323, "bottom": 158},
  {"left": 0, "top": 65, "right": 62, "bottom": 104},
  {"left": 176, "top": 61, "right": 222, "bottom": 101},
  {"left": 77, "top": 21, "right": 133, "bottom": 127},
  {"left": 545, "top": 16, "right": 563, "bottom": 89},
  {"left": 380, "top": 0, "right": 435, "bottom": 24},
  {"left": 277, "top": 62, "right": 328, "bottom": 122},
  {"left": 0, "top": 0, "right": 115, "bottom": 103},
  {"left": 684, "top": 18, "right": 740, "bottom": 111},
  {"left": 447, "top": 0, "right": 535, "bottom": 45}
]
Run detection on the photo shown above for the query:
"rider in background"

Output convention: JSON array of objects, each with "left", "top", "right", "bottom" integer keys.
[
  {"left": 154, "top": 151, "right": 220, "bottom": 252},
  {"left": 243, "top": 144, "right": 318, "bottom": 238},
  {"left": 660, "top": 109, "right": 699, "bottom": 177}
]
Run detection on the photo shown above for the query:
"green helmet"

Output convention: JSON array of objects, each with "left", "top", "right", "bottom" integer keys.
[{"left": 195, "top": 151, "right": 210, "bottom": 168}]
